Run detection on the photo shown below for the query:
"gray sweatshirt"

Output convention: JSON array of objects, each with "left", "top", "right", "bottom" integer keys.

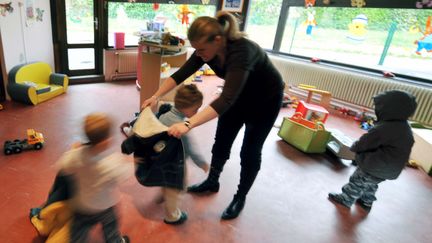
[{"left": 158, "top": 107, "right": 207, "bottom": 168}]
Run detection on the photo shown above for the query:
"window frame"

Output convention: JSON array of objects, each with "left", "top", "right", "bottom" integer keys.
[{"left": 260, "top": 0, "right": 432, "bottom": 84}]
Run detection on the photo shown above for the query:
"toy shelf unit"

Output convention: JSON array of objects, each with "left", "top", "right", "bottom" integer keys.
[
  {"left": 138, "top": 41, "right": 187, "bottom": 108},
  {"left": 295, "top": 100, "right": 329, "bottom": 123},
  {"left": 298, "top": 85, "right": 332, "bottom": 109}
]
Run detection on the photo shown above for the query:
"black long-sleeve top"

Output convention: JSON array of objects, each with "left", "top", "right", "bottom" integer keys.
[{"left": 171, "top": 37, "right": 284, "bottom": 115}]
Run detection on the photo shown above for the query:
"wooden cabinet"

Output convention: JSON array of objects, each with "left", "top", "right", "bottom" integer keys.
[{"left": 138, "top": 42, "right": 187, "bottom": 107}]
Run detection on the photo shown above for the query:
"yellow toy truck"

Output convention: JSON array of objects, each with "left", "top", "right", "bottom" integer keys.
[{"left": 4, "top": 129, "right": 45, "bottom": 155}]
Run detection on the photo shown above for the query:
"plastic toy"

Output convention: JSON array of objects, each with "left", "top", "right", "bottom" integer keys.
[
  {"left": 360, "top": 119, "right": 374, "bottom": 130},
  {"left": 0, "top": 104, "right": 3, "bottom": 110},
  {"left": 282, "top": 93, "right": 292, "bottom": 108},
  {"left": 4, "top": 129, "right": 45, "bottom": 155},
  {"left": 327, "top": 129, "right": 356, "bottom": 160},
  {"left": 295, "top": 100, "right": 329, "bottom": 123}
]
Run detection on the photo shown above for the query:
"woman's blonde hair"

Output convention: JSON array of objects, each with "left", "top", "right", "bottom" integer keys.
[
  {"left": 187, "top": 11, "right": 245, "bottom": 43},
  {"left": 84, "top": 112, "right": 112, "bottom": 144},
  {"left": 174, "top": 84, "right": 203, "bottom": 110}
]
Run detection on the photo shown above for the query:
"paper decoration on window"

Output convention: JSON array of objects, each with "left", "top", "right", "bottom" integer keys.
[
  {"left": 351, "top": 0, "right": 366, "bottom": 8},
  {"left": 347, "top": 14, "right": 368, "bottom": 41},
  {"left": 303, "top": 10, "right": 316, "bottom": 36},
  {"left": 414, "top": 16, "right": 432, "bottom": 55},
  {"left": 153, "top": 3, "right": 159, "bottom": 11},
  {"left": 35, "top": 7, "right": 43, "bottom": 21},
  {"left": 305, "top": 0, "right": 316, "bottom": 8},
  {"left": 201, "top": 0, "right": 210, "bottom": 4},
  {"left": 177, "top": 4, "right": 194, "bottom": 27},
  {"left": 322, "top": 0, "right": 331, "bottom": 5},
  {"left": 25, "top": 0, "right": 35, "bottom": 26},
  {"left": 416, "top": 0, "right": 432, "bottom": 8},
  {"left": 0, "top": 2, "right": 13, "bottom": 16}
]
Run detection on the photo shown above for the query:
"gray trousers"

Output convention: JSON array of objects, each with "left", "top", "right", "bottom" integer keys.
[
  {"left": 70, "top": 207, "right": 122, "bottom": 243},
  {"left": 340, "top": 168, "right": 385, "bottom": 206}
]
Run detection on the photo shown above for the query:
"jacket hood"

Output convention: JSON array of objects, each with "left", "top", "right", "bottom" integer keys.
[{"left": 373, "top": 90, "right": 417, "bottom": 121}]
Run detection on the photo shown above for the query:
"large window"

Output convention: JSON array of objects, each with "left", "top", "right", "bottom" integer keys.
[
  {"left": 107, "top": 2, "right": 216, "bottom": 47},
  {"left": 246, "top": 0, "right": 432, "bottom": 82},
  {"left": 245, "top": 0, "right": 283, "bottom": 49}
]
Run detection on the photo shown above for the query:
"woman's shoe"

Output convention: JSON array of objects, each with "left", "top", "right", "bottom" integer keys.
[
  {"left": 187, "top": 179, "right": 219, "bottom": 193},
  {"left": 221, "top": 195, "right": 246, "bottom": 220}
]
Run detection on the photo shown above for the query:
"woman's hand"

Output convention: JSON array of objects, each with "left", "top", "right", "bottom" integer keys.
[
  {"left": 141, "top": 95, "right": 158, "bottom": 110},
  {"left": 168, "top": 122, "right": 190, "bottom": 138}
]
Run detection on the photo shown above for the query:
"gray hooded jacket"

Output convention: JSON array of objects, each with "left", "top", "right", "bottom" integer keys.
[{"left": 350, "top": 90, "right": 417, "bottom": 180}]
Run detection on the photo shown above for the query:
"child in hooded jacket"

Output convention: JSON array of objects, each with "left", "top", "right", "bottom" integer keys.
[{"left": 328, "top": 90, "right": 417, "bottom": 212}]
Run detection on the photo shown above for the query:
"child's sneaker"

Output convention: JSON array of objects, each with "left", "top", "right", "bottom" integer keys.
[
  {"left": 328, "top": 193, "right": 351, "bottom": 208},
  {"left": 164, "top": 211, "right": 188, "bottom": 225},
  {"left": 122, "top": 235, "right": 130, "bottom": 243},
  {"left": 29, "top": 207, "right": 41, "bottom": 220},
  {"left": 356, "top": 199, "right": 372, "bottom": 212}
]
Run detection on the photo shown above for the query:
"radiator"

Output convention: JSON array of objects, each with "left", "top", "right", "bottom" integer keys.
[
  {"left": 105, "top": 50, "right": 138, "bottom": 81},
  {"left": 116, "top": 51, "right": 137, "bottom": 74},
  {"left": 269, "top": 55, "right": 432, "bottom": 126}
]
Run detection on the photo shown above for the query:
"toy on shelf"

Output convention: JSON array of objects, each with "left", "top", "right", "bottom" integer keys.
[
  {"left": 4, "top": 129, "right": 45, "bottom": 155},
  {"left": 295, "top": 100, "right": 329, "bottom": 123}
]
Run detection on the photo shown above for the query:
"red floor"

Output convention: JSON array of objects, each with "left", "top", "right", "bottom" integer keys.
[{"left": 0, "top": 78, "right": 431, "bottom": 243}]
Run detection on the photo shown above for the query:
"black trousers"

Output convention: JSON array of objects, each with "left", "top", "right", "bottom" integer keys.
[
  {"left": 211, "top": 91, "right": 283, "bottom": 197},
  {"left": 70, "top": 207, "right": 122, "bottom": 243}
]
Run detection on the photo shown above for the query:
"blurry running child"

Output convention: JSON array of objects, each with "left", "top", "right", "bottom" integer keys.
[{"left": 57, "top": 112, "right": 133, "bottom": 242}]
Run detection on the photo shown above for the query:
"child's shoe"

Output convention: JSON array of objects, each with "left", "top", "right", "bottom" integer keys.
[
  {"left": 29, "top": 207, "right": 42, "bottom": 220},
  {"left": 356, "top": 199, "right": 372, "bottom": 212},
  {"left": 164, "top": 211, "right": 188, "bottom": 225},
  {"left": 328, "top": 193, "right": 351, "bottom": 208},
  {"left": 122, "top": 235, "right": 130, "bottom": 243},
  {"left": 120, "top": 122, "right": 131, "bottom": 137}
]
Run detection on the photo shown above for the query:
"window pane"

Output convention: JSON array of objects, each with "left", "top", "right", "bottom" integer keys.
[
  {"left": 65, "top": 0, "right": 94, "bottom": 44},
  {"left": 108, "top": 3, "right": 216, "bottom": 47},
  {"left": 68, "top": 48, "right": 95, "bottom": 70},
  {"left": 280, "top": 7, "right": 432, "bottom": 80},
  {"left": 245, "top": 0, "right": 283, "bottom": 49}
]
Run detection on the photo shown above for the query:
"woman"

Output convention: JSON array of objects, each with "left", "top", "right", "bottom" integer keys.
[{"left": 142, "top": 11, "right": 284, "bottom": 220}]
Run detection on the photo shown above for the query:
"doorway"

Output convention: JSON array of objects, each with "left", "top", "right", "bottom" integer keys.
[{"left": 51, "top": 0, "right": 104, "bottom": 83}]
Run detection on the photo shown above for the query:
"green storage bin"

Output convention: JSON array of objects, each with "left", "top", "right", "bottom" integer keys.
[{"left": 278, "top": 117, "right": 331, "bottom": 153}]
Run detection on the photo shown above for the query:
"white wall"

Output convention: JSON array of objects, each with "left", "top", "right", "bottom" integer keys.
[{"left": 0, "top": 0, "right": 54, "bottom": 98}]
